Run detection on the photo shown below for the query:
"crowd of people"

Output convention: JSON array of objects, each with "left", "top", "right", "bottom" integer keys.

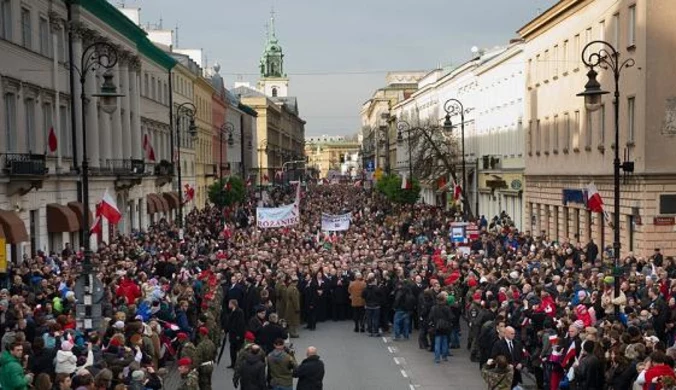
[{"left": 0, "top": 180, "right": 675, "bottom": 390}]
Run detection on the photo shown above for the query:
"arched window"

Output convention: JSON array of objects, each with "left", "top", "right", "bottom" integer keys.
[{"left": 272, "top": 87, "right": 278, "bottom": 97}]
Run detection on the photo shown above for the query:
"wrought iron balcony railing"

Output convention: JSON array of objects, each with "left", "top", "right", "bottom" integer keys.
[{"left": 3, "top": 153, "right": 48, "bottom": 176}]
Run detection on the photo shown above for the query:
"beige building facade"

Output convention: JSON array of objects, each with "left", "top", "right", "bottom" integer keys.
[{"left": 519, "top": 0, "right": 676, "bottom": 256}]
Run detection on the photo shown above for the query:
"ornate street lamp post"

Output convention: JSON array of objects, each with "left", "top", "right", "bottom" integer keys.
[
  {"left": 577, "top": 40, "right": 634, "bottom": 318},
  {"left": 175, "top": 103, "right": 197, "bottom": 234},
  {"left": 396, "top": 120, "right": 414, "bottom": 190}
]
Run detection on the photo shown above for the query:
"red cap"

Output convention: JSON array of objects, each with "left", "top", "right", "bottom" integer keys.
[
  {"left": 467, "top": 278, "right": 478, "bottom": 288},
  {"left": 176, "top": 332, "right": 189, "bottom": 341},
  {"left": 109, "top": 338, "right": 122, "bottom": 347},
  {"left": 244, "top": 331, "right": 255, "bottom": 342},
  {"left": 178, "top": 357, "right": 192, "bottom": 367},
  {"left": 199, "top": 327, "right": 209, "bottom": 336}
]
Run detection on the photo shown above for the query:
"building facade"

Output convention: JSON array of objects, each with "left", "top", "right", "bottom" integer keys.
[
  {"left": 193, "top": 72, "right": 215, "bottom": 209},
  {"left": 518, "top": 0, "right": 676, "bottom": 255},
  {"left": 0, "top": 0, "right": 178, "bottom": 259},
  {"left": 304, "top": 136, "right": 360, "bottom": 178}
]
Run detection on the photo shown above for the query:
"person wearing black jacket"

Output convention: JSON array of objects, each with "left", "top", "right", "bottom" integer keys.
[
  {"left": 226, "top": 299, "right": 246, "bottom": 369},
  {"left": 428, "top": 293, "right": 453, "bottom": 363},
  {"left": 573, "top": 340, "right": 604, "bottom": 390},
  {"left": 257, "top": 313, "right": 288, "bottom": 355},
  {"left": 362, "top": 275, "right": 384, "bottom": 337},
  {"left": 491, "top": 326, "right": 524, "bottom": 388},
  {"left": 294, "top": 346, "right": 325, "bottom": 390}
]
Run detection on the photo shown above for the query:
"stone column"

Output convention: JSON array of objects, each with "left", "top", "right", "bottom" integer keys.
[
  {"left": 119, "top": 62, "right": 132, "bottom": 159},
  {"left": 98, "top": 106, "right": 110, "bottom": 168},
  {"left": 129, "top": 64, "right": 142, "bottom": 160}
]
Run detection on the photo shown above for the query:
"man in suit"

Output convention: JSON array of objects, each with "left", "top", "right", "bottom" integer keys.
[
  {"left": 226, "top": 299, "right": 246, "bottom": 369},
  {"left": 490, "top": 326, "right": 523, "bottom": 388}
]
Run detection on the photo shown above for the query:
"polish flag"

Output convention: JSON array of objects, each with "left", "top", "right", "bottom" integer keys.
[
  {"left": 99, "top": 189, "right": 122, "bottom": 224},
  {"left": 401, "top": 174, "right": 411, "bottom": 190},
  {"left": 222, "top": 223, "right": 232, "bottom": 240},
  {"left": 90, "top": 213, "right": 103, "bottom": 236},
  {"left": 587, "top": 182, "right": 611, "bottom": 224},
  {"left": 48, "top": 127, "right": 58, "bottom": 153},
  {"left": 561, "top": 341, "right": 577, "bottom": 368},
  {"left": 246, "top": 178, "right": 252, "bottom": 188},
  {"left": 143, "top": 134, "right": 156, "bottom": 162}
]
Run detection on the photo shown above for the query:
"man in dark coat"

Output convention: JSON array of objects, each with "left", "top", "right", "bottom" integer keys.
[
  {"left": 294, "top": 346, "right": 325, "bottom": 390},
  {"left": 226, "top": 299, "right": 246, "bottom": 369},
  {"left": 491, "top": 326, "right": 524, "bottom": 388},
  {"left": 257, "top": 313, "right": 288, "bottom": 355}
]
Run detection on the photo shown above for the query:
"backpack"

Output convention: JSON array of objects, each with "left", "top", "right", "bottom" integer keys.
[{"left": 404, "top": 291, "right": 417, "bottom": 311}]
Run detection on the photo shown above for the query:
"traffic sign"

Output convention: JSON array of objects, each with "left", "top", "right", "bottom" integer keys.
[{"left": 366, "top": 160, "right": 375, "bottom": 172}]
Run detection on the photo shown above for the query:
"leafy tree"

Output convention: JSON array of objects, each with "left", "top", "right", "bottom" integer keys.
[
  {"left": 375, "top": 174, "right": 421, "bottom": 204},
  {"left": 208, "top": 177, "right": 246, "bottom": 208}
]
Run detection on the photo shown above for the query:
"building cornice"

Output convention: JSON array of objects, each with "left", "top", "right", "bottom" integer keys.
[{"left": 517, "top": 0, "right": 592, "bottom": 41}]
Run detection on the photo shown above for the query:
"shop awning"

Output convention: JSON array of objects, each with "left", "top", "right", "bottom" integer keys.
[
  {"left": 47, "top": 204, "right": 79, "bottom": 233},
  {"left": 162, "top": 192, "right": 180, "bottom": 209},
  {"left": 0, "top": 210, "right": 28, "bottom": 243},
  {"left": 156, "top": 194, "right": 169, "bottom": 212},
  {"left": 67, "top": 202, "right": 93, "bottom": 230}
]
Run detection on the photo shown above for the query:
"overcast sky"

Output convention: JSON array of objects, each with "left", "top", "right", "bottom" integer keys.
[{"left": 117, "top": 0, "right": 555, "bottom": 136}]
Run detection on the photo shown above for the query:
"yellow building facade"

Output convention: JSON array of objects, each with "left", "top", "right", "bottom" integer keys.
[{"left": 193, "top": 76, "right": 216, "bottom": 208}]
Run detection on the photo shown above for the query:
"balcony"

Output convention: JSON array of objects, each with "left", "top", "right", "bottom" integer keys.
[
  {"left": 91, "top": 159, "right": 146, "bottom": 176},
  {"left": 3, "top": 153, "right": 48, "bottom": 176},
  {"left": 2, "top": 153, "right": 49, "bottom": 196},
  {"left": 153, "top": 160, "right": 174, "bottom": 187}
]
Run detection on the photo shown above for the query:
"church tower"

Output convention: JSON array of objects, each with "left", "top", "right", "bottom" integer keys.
[{"left": 257, "top": 9, "right": 289, "bottom": 98}]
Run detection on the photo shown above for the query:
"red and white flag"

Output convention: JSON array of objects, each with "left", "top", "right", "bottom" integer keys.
[
  {"left": 246, "top": 178, "right": 252, "bottom": 187},
  {"left": 143, "top": 134, "right": 156, "bottom": 162},
  {"left": 223, "top": 178, "right": 232, "bottom": 192},
  {"left": 90, "top": 203, "right": 103, "bottom": 235},
  {"left": 275, "top": 170, "right": 283, "bottom": 179},
  {"left": 183, "top": 184, "right": 195, "bottom": 203},
  {"left": 222, "top": 223, "right": 232, "bottom": 240},
  {"left": 561, "top": 341, "right": 577, "bottom": 368},
  {"left": 99, "top": 189, "right": 122, "bottom": 224},
  {"left": 453, "top": 179, "right": 463, "bottom": 201},
  {"left": 48, "top": 127, "right": 58, "bottom": 153},
  {"left": 401, "top": 174, "right": 412, "bottom": 190},
  {"left": 587, "top": 182, "right": 610, "bottom": 224}
]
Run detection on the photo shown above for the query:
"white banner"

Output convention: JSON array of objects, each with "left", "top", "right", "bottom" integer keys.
[
  {"left": 256, "top": 203, "right": 299, "bottom": 229},
  {"left": 321, "top": 212, "right": 352, "bottom": 231}
]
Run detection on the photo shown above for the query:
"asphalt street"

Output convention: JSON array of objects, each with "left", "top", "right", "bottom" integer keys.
[{"left": 184, "top": 320, "right": 489, "bottom": 390}]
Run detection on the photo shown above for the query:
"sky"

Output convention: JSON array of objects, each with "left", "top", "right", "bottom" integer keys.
[{"left": 116, "top": 0, "right": 556, "bottom": 136}]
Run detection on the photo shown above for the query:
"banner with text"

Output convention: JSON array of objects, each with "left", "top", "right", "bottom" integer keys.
[
  {"left": 321, "top": 212, "right": 352, "bottom": 231},
  {"left": 256, "top": 202, "right": 300, "bottom": 229}
]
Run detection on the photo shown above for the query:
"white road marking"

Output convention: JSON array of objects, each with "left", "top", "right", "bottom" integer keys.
[
  {"left": 388, "top": 346, "right": 395, "bottom": 354},
  {"left": 400, "top": 369, "right": 408, "bottom": 378},
  {"left": 410, "top": 385, "right": 416, "bottom": 390},
  {"left": 393, "top": 357, "right": 400, "bottom": 365},
  {"left": 382, "top": 337, "right": 388, "bottom": 343}
]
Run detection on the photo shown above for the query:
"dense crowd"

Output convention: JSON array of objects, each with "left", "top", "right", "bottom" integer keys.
[{"left": 0, "top": 181, "right": 675, "bottom": 390}]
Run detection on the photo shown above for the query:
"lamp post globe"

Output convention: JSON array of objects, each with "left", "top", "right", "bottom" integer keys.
[{"left": 576, "top": 68, "right": 608, "bottom": 112}]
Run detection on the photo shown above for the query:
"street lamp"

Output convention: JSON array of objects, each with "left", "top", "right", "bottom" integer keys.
[
  {"left": 577, "top": 40, "right": 634, "bottom": 318},
  {"left": 396, "top": 120, "right": 414, "bottom": 190},
  {"left": 218, "top": 122, "right": 236, "bottom": 181},
  {"left": 444, "top": 98, "right": 468, "bottom": 219},
  {"left": 378, "top": 113, "right": 391, "bottom": 175},
  {"left": 175, "top": 102, "right": 198, "bottom": 233},
  {"left": 70, "top": 41, "right": 123, "bottom": 331}
]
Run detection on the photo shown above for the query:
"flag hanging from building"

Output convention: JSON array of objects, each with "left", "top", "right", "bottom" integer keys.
[
  {"left": 48, "top": 127, "right": 58, "bottom": 153},
  {"left": 183, "top": 184, "right": 195, "bottom": 204},
  {"left": 143, "top": 134, "right": 156, "bottom": 162},
  {"left": 401, "top": 174, "right": 411, "bottom": 190},
  {"left": 453, "top": 179, "right": 463, "bottom": 201}
]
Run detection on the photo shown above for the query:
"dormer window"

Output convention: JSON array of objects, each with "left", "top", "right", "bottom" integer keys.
[{"left": 272, "top": 87, "right": 278, "bottom": 97}]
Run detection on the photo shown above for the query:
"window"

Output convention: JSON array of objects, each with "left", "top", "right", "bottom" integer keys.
[
  {"left": 574, "top": 110, "right": 580, "bottom": 150},
  {"left": 599, "top": 104, "right": 606, "bottom": 147},
  {"left": 599, "top": 20, "right": 605, "bottom": 41},
  {"left": 535, "top": 54, "right": 540, "bottom": 83},
  {"left": 574, "top": 34, "right": 581, "bottom": 70},
  {"left": 628, "top": 97, "right": 635, "bottom": 143},
  {"left": 56, "top": 28, "right": 65, "bottom": 62},
  {"left": 527, "top": 59, "right": 533, "bottom": 86},
  {"left": 527, "top": 121, "right": 533, "bottom": 155},
  {"left": 272, "top": 87, "right": 278, "bottom": 97},
  {"left": 144, "top": 74, "right": 149, "bottom": 96},
  {"left": 553, "top": 45, "right": 559, "bottom": 77},
  {"left": 553, "top": 115, "right": 559, "bottom": 151},
  {"left": 59, "top": 104, "right": 71, "bottom": 157},
  {"left": 544, "top": 118, "right": 550, "bottom": 152},
  {"left": 39, "top": 17, "right": 50, "bottom": 57},
  {"left": 585, "top": 27, "right": 592, "bottom": 46},
  {"left": 25, "top": 98, "right": 36, "bottom": 152},
  {"left": 562, "top": 40, "right": 568, "bottom": 73},
  {"left": 564, "top": 112, "right": 571, "bottom": 151},
  {"left": 21, "top": 7, "right": 31, "bottom": 49},
  {"left": 536, "top": 119, "right": 541, "bottom": 154},
  {"left": 628, "top": 5, "right": 636, "bottom": 47},
  {"left": 151, "top": 76, "right": 156, "bottom": 100},
  {"left": 0, "top": 0, "right": 11, "bottom": 39},
  {"left": 585, "top": 111, "right": 592, "bottom": 149},
  {"left": 612, "top": 13, "right": 620, "bottom": 48},
  {"left": 4, "top": 93, "right": 17, "bottom": 152},
  {"left": 544, "top": 50, "right": 549, "bottom": 81},
  {"left": 660, "top": 194, "right": 676, "bottom": 214}
]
